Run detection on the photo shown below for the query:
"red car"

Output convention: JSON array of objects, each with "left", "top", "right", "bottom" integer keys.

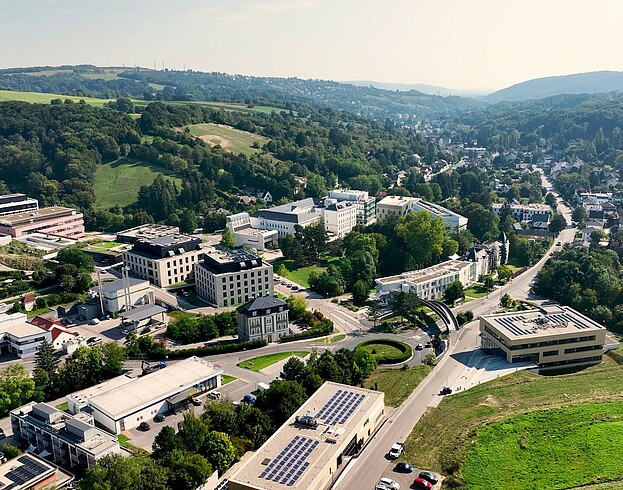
[{"left": 413, "top": 478, "right": 433, "bottom": 489}]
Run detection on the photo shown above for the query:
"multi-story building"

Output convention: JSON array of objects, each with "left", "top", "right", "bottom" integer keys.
[
  {"left": 321, "top": 199, "right": 357, "bottom": 237},
  {"left": 195, "top": 247, "right": 273, "bottom": 307},
  {"left": 480, "top": 305, "right": 607, "bottom": 369},
  {"left": 0, "top": 193, "right": 39, "bottom": 217},
  {"left": 122, "top": 234, "right": 203, "bottom": 288},
  {"left": 491, "top": 202, "right": 552, "bottom": 222},
  {"left": 116, "top": 224, "right": 179, "bottom": 245},
  {"left": 237, "top": 296, "right": 289, "bottom": 342},
  {"left": 227, "top": 212, "right": 279, "bottom": 251},
  {"left": 0, "top": 452, "right": 74, "bottom": 489},
  {"left": 375, "top": 195, "right": 415, "bottom": 221},
  {"left": 328, "top": 189, "right": 377, "bottom": 226},
  {"left": 90, "top": 277, "right": 153, "bottom": 314},
  {"left": 0, "top": 207, "right": 85, "bottom": 239},
  {"left": 228, "top": 382, "right": 385, "bottom": 490},
  {"left": 10, "top": 403, "right": 123, "bottom": 469},
  {"left": 410, "top": 198, "right": 468, "bottom": 231},
  {"left": 465, "top": 232, "right": 510, "bottom": 278},
  {"left": 0, "top": 313, "right": 52, "bottom": 358},
  {"left": 375, "top": 260, "right": 478, "bottom": 302}
]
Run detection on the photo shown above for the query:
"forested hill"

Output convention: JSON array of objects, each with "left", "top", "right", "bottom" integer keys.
[
  {"left": 0, "top": 65, "right": 484, "bottom": 119},
  {"left": 484, "top": 71, "right": 623, "bottom": 103}
]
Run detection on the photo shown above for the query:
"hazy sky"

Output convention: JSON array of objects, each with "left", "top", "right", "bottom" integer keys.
[{"left": 1, "top": 0, "right": 622, "bottom": 91}]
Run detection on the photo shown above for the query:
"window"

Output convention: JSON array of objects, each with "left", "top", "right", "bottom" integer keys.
[{"left": 542, "top": 350, "right": 558, "bottom": 357}]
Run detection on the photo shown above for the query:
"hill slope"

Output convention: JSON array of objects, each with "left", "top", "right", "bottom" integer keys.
[
  {"left": 484, "top": 71, "right": 623, "bottom": 102},
  {"left": 346, "top": 80, "right": 487, "bottom": 97}
]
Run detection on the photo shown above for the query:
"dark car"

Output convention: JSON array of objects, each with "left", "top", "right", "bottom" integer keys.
[
  {"left": 413, "top": 477, "right": 433, "bottom": 489},
  {"left": 0, "top": 428, "right": 6, "bottom": 440},
  {"left": 154, "top": 414, "right": 166, "bottom": 422},
  {"left": 140, "top": 327, "right": 152, "bottom": 335},
  {"left": 139, "top": 422, "right": 151, "bottom": 431},
  {"left": 418, "top": 471, "right": 439, "bottom": 485},
  {"left": 395, "top": 461, "right": 413, "bottom": 473},
  {"left": 440, "top": 386, "right": 452, "bottom": 395}
]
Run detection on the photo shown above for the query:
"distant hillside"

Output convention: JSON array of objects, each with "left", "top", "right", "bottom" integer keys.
[
  {"left": 484, "top": 71, "right": 623, "bottom": 102},
  {"left": 346, "top": 80, "right": 487, "bottom": 98}
]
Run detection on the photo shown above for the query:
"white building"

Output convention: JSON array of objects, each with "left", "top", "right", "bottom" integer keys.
[
  {"left": 375, "top": 195, "right": 415, "bottom": 221},
  {"left": 227, "top": 212, "right": 279, "bottom": 251},
  {"left": 321, "top": 199, "right": 357, "bottom": 237},
  {"left": 375, "top": 260, "right": 478, "bottom": 302},
  {"left": 0, "top": 193, "right": 39, "bottom": 217},
  {"left": 252, "top": 198, "right": 322, "bottom": 237},
  {"left": 0, "top": 313, "right": 52, "bottom": 358},
  {"left": 90, "top": 277, "right": 153, "bottom": 314},
  {"left": 237, "top": 296, "right": 289, "bottom": 343},
  {"left": 491, "top": 203, "right": 552, "bottom": 222},
  {"left": 195, "top": 247, "right": 273, "bottom": 307},
  {"left": 86, "top": 357, "right": 222, "bottom": 434},
  {"left": 410, "top": 198, "right": 468, "bottom": 231},
  {"left": 328, "top": 188, "right": 377, "bottom": 226}
]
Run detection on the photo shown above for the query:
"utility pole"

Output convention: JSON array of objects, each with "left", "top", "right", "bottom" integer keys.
[{"left": 97, "top": 268, "right": 105, "bottom": 319}]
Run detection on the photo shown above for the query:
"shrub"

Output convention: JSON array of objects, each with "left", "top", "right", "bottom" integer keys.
[
  {"left": 1, "top": 444, "right": 21, "bottom": 459},
  {"left": 280, "top": 320, "right": 333, "bottom": 343},
  {"left": 166, "top": 339, "right": 267, "bottom": 359}
]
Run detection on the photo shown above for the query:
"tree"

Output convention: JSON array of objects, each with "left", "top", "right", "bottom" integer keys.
[
  {"left": 351, "top": 280, "right": 369, "bottom": 306},
  {"left": 497, "top": 265, "right": 513, "bottom": 284},
  {"left": 443, "top": 280, "right": 464, "bottom": 303},
  {"left": 34, "top": 339, "right": 59, "bottom": 374},
  {"left": 353, "top": 348, "right": 377, "bottom": 378},
  {"left": 280, "top": 357, "right": 308, "bottom": 384},
  {"left": 202, "top": 431, "right": 238, "bottom": 474},
  {"left": 395, "top": 211, "right": 445, "bottom": 267},
  {"left": 0, "top": 444, "right": 21, "bottom": 459},
  {"left": 152, "top": 426, "right": 180, "bottom": 460},
  {"left": 500, "top": 293, "right": 513, "bottom": 308},
  {"left": 220, "top": 227, "right": 236, "bottom": 248},
  {"left": 286, "top": 295, "right": 308, "bottom": 320},
  {"left": 0, "top": 364, "right": 36, "bottom": 415},
  {"left": 572, "top": 206, "right": 587, "bottom": 228},
  {"left": 276, "top": 263, "right": 288, "bottom": 277},
  {"left": 254, "top": 380, "right": 308, "bottom": 427},
  {"left": 57, "top": 246, "right": 95, "bottom": 271},
  {"left": 99, "top": 342, "right": 127, "bottom": 378},
  {"left": 177, "top": 412, "right": 209, "bottom": 454},
  {"left": 166, "top": 452, "right": 212, "bottom": 490},
  {"left": 483, "top": 275, "right": 495, "bottom": 292},
  {"left": 549, "top": 214, "right": 568, "bottom": 235}
]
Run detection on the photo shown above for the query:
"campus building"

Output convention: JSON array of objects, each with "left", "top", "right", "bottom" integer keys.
[
  {"left": 237, "top": 296, "right": 289, "bottom": 343},
  {"left": 84, "top": 357, "right": 222, "bottom": 434},
  {"left": 409, "top": 198, "right": 468, "bottom": 231},
  {"left": 328, "top": 189, "right": 376, "bottom": 226},
  {"left": 228, "top": 382, "right": 385, "bottom": 490},
  {"left": 122, "top": 234, "right": 203, "bottom": 288},
  {"left": 0, "top": 193, "right": 39, "bottom": 217},
  {"left": 90, "top": 277, "right": 152, "bottom": 314},
  {"left": 480, "top": 305, "right": 607, "bottom": 368},
  {"left": 10, "top": 403, "right": 123, "bottom": 469},
  {"left": 375, "top": 260, "right": 478, "bottom": 303},
  {"left": 0, "top": 207, "right": 85, "bottom": 239},
  {"left": 465, "top": 232, "right": 510, "bottom": 278},
  {"left": 0, "top": 452, "right": 74, "bottom": 489},
  {"left": 227, "top": 212, "right": 279, "bottom": 251},
  {"left": 195, "top": 247, "right": 273, "bottom": 307},
  {"left": 375, "top": 195, "right": 414, "bottom": 221},
  {"left": 116, "top": 224, "right": 179, "bottom": 244},
  {"left": 0, "top": 313, "right": 52, "bottom": 359}
]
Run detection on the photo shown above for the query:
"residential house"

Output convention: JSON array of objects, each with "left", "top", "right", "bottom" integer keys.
[{"left": 237, "top": 296, "right": 289, "bottom": 342}]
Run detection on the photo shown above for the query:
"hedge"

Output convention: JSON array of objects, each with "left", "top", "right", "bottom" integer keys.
[
  {"left": 279, "top": 322, "right": 334, "bottom": 343},
  {"left": 165, "top": 339, "right": 268, "bottom": 359},
  {"left": 355, "top": 338, "right": 412, "bottom": 364}
]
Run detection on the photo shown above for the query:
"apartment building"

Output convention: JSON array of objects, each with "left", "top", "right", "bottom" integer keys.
[
  {"left": 122, "top": 234, "right": 203, "bottom": 288},
  {"left": 0, "top": 313, "right": 52, "bottom": 359},
  {"left": 322, "top": 200, "right": 357, "bottom": 237},
  {"left": 375, "top": 260, "right": 477, "bottom": 302},
  {"left": 237, "top": 296, "right": 289, "bottom": 342},
  {"left": 195, "top": 247, "right": 273, "bottom": 307},
  {"left": 328, "top": 188, "right": 377, "bottom": 226},
  {"left": 0, "top": 193, "right": 39, "bottom": 217},
  {"left": 0, "top": 207, "right": 85, "bottom": 239},
  {"left": 480, "top": 305, "right": 606, "bottom": 368},
  {"left": 10, "top": 403, "right": 122, "bottom": 469},
  {"left": 491, "top": 202, "right": 552, "bottom": 222},
  {"left": 375, "top": 195, "right": 414, "bottom": 221}
]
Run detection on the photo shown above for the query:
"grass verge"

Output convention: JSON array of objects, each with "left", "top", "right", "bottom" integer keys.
[
  {"left": 222, "top": 375, "right": 237, "bottom": 385},
  {"left": 313, "top": 334, "right": 347, "bottom": 343},
  {"left": 238, "top": 351, "right": 308, "bottom": 372},
  {"left": 364, "top": 365, "right": 432, "bottom": 407}
]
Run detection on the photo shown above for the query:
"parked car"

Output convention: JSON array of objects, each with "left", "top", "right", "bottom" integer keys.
[
  {"left": 121, "top": 329, "right": 130, "bottom": 335},
  {"left": 191, "top": 397, "right": 202, "bottom": 406},
  {"left": 388, "top": 442, "right": 404, "bottom": 459},
  {"left": 413, "top": 477, "right": 433, "bottom": 489},
  {"left": 208, "top": 391, "right": 221, "bottom": 400},
  {"left": 139, "top": 422, "right": 151, "bottom": 431},
  {"left": 439, "top": 386, "right": 452, "bottom": 395},
  {"left": 140, "top": 327, "right": 152, "bottom": 334},
  {"left": 424, "top": 341, "right": 432, "bottom": 348},
  {"left": 418, "top": 471, "right": 439, "bottom": 485},
  {"left": 154, "top": 413, "right": 166, "bottom": 422},
  {"left": 242, "top": 394, "right": 256, "bottom": 404},
  {"left": 395, "top": 461, "right": 413, "bottom": 473},
  {"left": 416, "top": 343, "right": 424, "bottom": 350},
  {"left": 86, "top": 337, "right": 103, "bottom": 346},
  {"left": 379, "top": 478, "right": 400, "bottom": 490}
]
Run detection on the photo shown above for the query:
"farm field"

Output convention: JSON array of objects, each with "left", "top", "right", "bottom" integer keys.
[
  {"left": 403, "top": 358, "right": 623, "bottom": 489},
  {"left": 94, "top": 158, "right": 182, "bottom": 209},
  {"left": 200, "top": 101, "right": 292, "bottom": 114},
  {"left": 0, "top": 89, "right": 114, "bottom": 106},
  {"left": 185, "top": 123, "right": 267, "bottom": 156}
]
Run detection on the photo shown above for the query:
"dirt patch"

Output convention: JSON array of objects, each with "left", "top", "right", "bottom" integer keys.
[
  {"left": 480, "top": 395, "right": 501, "bottom": 408},
  {"left": 198, "top": 134, "right": 232, "bottom": 148}
]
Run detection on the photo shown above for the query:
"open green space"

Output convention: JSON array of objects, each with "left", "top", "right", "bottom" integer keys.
[
  {"left": 403, "top": 358, "right": 623, "bottom": 489},
  {"left": 464, "top": 284, "right": 488, "bottom": 298},
  {"left": 81, "top": 73, "right": 121, "bottom": 81},
  {"left": 222, "top": 375, "right": 237, "bottom": 385},
  {"left": 363, "top": 365, "right": 432, "bottom": 407},
  {"left": 313, "top": 334, "right": 347, "bottom": 343},
  {"left": 272, "top": 257, "right": 339, "bottom": 288},
  {"left": 356, "top": 339, "right": 412, "bottom": 364},
  {"left": 185, "top": 123, "right": 267, "bottom": 156},
  {"left": 94, "top": 157, "right": 182, "bottom": 209},
  {"left": 0, "top": 89, "right": 115, "bottom": 106},
  {"left": 200, "top": 101, "right": 293, "bottom": 115},
  {"left": 238, "top": 351, "right": 308, "bottom": 372}
]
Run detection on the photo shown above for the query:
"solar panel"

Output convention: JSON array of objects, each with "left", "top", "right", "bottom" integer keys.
[
  {"left": 317, "top": 390, "right": 366, "bottom": 426},
  {"left": 259, "top": 436, "right": 319, "bottom": 485}
]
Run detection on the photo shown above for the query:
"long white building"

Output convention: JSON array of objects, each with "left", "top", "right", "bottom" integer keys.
[{"left": 376, "top": 195, "right": 468, "bottom": 230}]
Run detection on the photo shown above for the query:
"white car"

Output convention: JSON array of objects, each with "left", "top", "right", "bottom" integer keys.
[
  {"left": 377, "top": 478, "right": 400, "bottom": 490},
  {"left": 388, "top": 442, "right": 404, "bottom": 459},
  {"left": 89, "top": 318, "right": 100, "bottom": 325}
]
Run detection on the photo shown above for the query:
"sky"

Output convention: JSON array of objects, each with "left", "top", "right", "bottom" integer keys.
[{"left": 1, "top": 0, "right": 622, "bottom": 91}]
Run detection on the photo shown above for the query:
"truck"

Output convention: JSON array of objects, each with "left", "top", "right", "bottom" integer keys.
[
  {"left": 257, "top": 382, "right": 270, "bottom": 392},
  {"left": 388, "top": 442, "right": 404, "bottom": 459},
  {"left": 141, "top": 360, "right": 167, "bottom": 376}
]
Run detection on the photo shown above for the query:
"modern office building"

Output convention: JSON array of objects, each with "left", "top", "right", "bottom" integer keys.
[
  {"left": 195, "top": 247, "right": 273, "bottom": 307},
  {"left": 122, "top": 234, "right": 203, "bottom": 288},
  {"left": 90, "top": 277, "right": 152, "bottom": 314},
  {"left": 410, "top": 198, "right": 468, "bottom": 231},
  {"left": 375, "top": 195, "right": 415, "bottom": 221},
  {"left": 10, "top": 403, "right": 122, "bottom": 469},
  {"left": 0, "top": 193, "right": 39, "bottom": 217},
  {"left": 328, "top": 189, "right": 376, "bottom": 226},
  {"left": 0, "top": 313, "right": 52, "bottom": 359},
  {"left": 237, "top": 296, "right": 289, "bottom": 342},
  {"left": 86, "top": 356, "right": 222, "bottom": 434},
  {"left": 116, "top": 224, "right": 179, "bottom": 244},
  {"left": 0, "top": 207, "right": 85, "bottom": 239},
  {"left": 375, "top": 260, "right": 477, "bottom": 302},
  {"left": 228, "top": 382, "right": 385, "bottom": 490},
  {"left": 227, "top": 212, "right": 279, "bottom": 251},
  {"left": 491, "top": 202, "right": 552, "bottom": 222},
  {"left": 480, "top": 305, "right": 607, "bottom": 368}
]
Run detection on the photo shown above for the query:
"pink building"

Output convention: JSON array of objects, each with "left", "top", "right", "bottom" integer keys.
[{"left": 0, "top": 207, "right": 85, "bottom": 239}]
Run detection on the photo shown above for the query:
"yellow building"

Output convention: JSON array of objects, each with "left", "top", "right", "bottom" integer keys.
[{"left": 228, "top": 382, "right": 385, "bottom": 490}]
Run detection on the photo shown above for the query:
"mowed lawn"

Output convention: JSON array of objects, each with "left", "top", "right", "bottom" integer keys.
[
  {"left": 185, "top": 123, "right": 267, "bottom": 156},
  {"left": 94, "top": 158, "right": 182, "bottom": 209},
  {"left": 238, "top": 351, "right": 308, "bottom": 372},
  {"left": 273, "top": 257, "right": 339, "bottom": 288},
  {"left": 403, "top": 360, "right": 623, "bottom": 489},
  {"left": 363, "top": 366, "right": 432, "bottom": 407}
]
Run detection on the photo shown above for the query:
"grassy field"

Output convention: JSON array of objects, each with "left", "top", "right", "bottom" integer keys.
[
  {"left": 94, "top": 158, "right": 182, "bottom": 209},
  {"left": 238, "top": 351, "right": 308, "bottom": 372},
  {"left": 464, "top": 284, "right": 488, "bottom": 298},
  {"left": 273, "top": 257, "right": 339, "bottom": 288},
  {"left": 201, "top": 101, "right": 293, "bottom": 115},
  {"left": 0, "top": 89, "right": 114, "bottom": 106},
  {"left": 185, "top": 123, "right": 267, "bottom": 156},
  {"left": 358, "top": 342, "right": 404, "bottom": 360},
  {"left": 363, "top": 366, "right": 432, "bottom": 407},
  {"left": 403, "top": 359, "right": 623, "bottom": 489},
  {"left": 222, "top": 375, "right": 237, "bottom": 385}
]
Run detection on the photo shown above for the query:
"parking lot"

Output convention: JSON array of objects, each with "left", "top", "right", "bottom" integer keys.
[{"left": 377, "top": 459, "right": 442, "bottom": 490}]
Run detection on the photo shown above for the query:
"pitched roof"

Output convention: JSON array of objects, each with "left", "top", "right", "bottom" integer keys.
[{"left": 237, "top": 296, "right": 287, "bottom": 314}]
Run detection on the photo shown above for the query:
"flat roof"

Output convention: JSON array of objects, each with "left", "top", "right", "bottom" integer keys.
[
  {"left": 377, "top": 259, "right": 472, "bottom": 285},
  {"left": 203, "top": 247, "right": 260, "bottom": 265},
  {"left": 120, "top": 304, "right": 166, "bottom": 322},
  {"left": 229, "top": 382, "right": 384, "bottom": 490},
  {"left": 0, "top": 321, "right": 48, "bottom": 339},
  {"left": 412, "top": 198, "right": 466, "bottom": 221},
  {"left": 88, "top": 356, "right": 223, "bottom": 420},
  {"left": 377, "top": 195, "right": 414, "bottom": 207},
  {"left": 482, "top": 305, "right": 605, "bottom": 341},
  {"left": 0, "top": 207, "right": 79, "bottom": 226},
  {"left": 99, "top": 277, "right": 149, "bottom": 296},
  {"left": 0, "top": 454, "right": 56, "bottom": 490},
  {"left": 66, "top": 374, "right": 135, "bottom": 406}
]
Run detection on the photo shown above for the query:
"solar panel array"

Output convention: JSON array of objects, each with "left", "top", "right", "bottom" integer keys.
[
  {"left": 546, "top": 313, "right": 594, "bottom": 330},
  {"left": 496, "top": 312, "right": 597, "bottom": 337},
  {"left": 316, "top": 389, "right": 365, "bottom": 425},
  {"left": 496, "top": 315, "right": 530, "bottom": 336},
  {"left": 4, "top": 455, "right": 50, "bottom": 490},
  {"left": 259, "top": 435, "right": 319, "bottom": 486}
]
